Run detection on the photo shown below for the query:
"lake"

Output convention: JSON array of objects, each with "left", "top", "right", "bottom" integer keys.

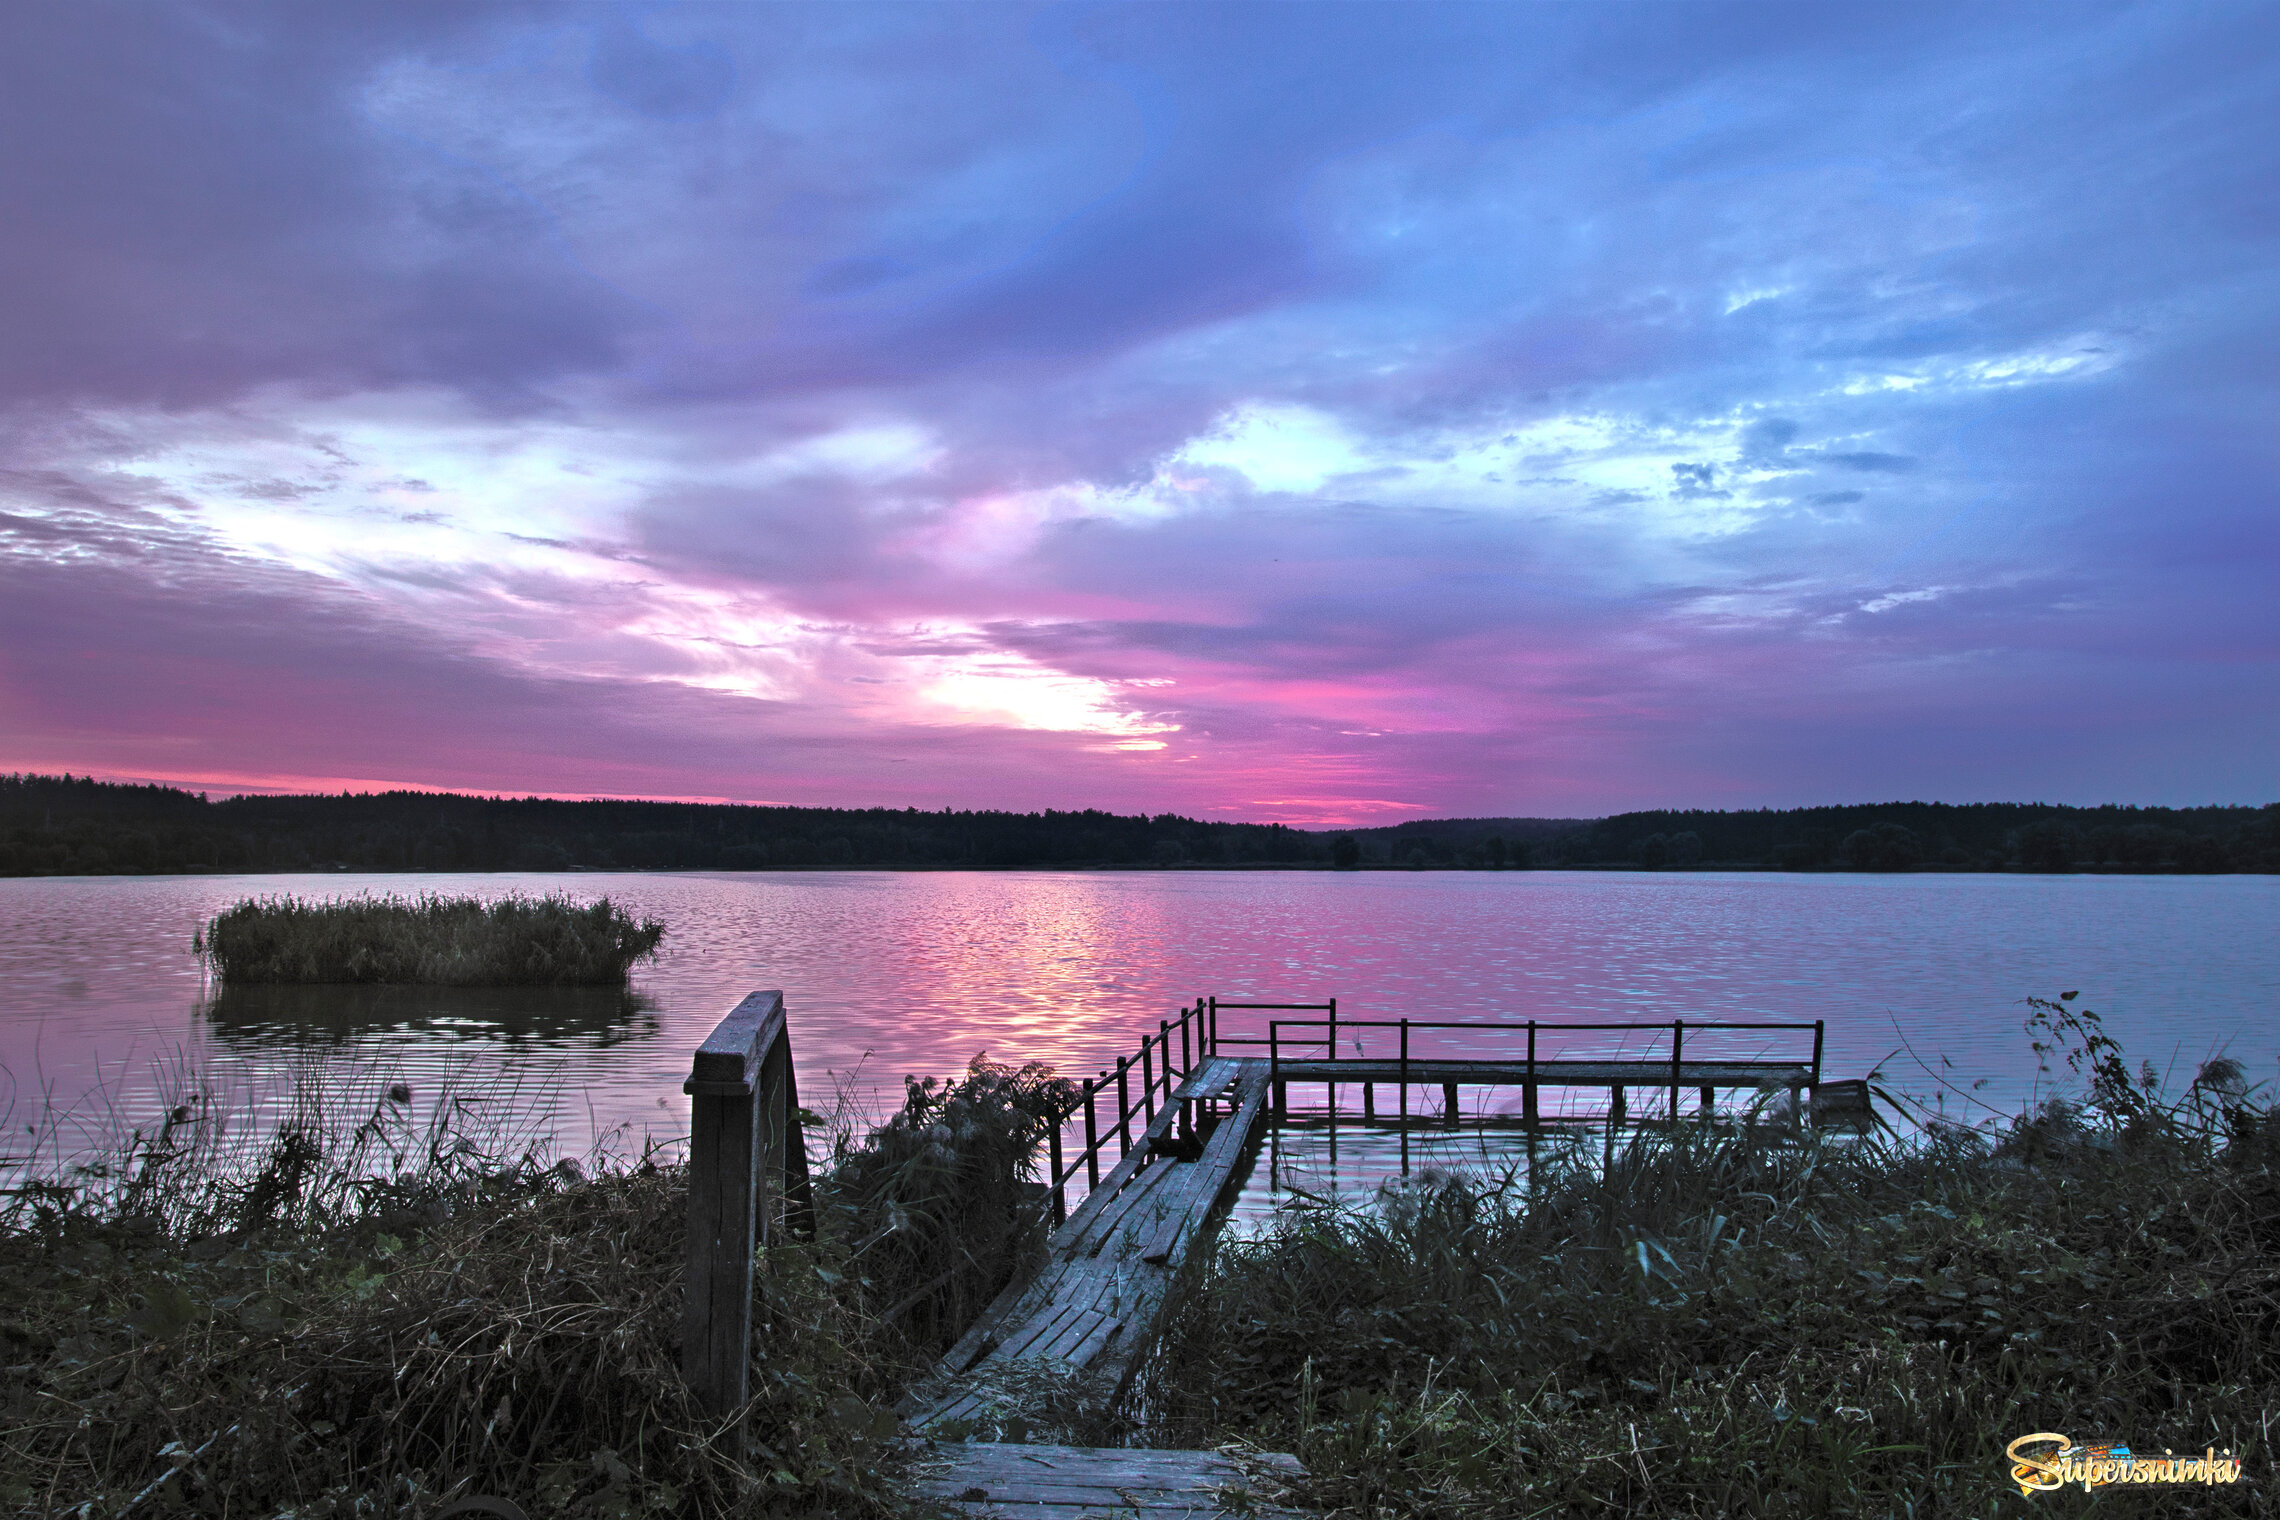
[{"left": 3, "top": 870, "right": 2274, "bottom": 1191}]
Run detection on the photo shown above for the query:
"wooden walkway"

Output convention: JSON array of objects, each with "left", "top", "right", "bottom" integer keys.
[
  {"left": 914, "top": 1442, "right": 1307, "bottom": 1518},
  {"left": 908, "top": 1058, "right": 1273, "bottom": 1434}
]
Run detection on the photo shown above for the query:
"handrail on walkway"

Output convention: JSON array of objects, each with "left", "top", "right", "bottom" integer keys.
[
  {"left": 681, "top": 990, "right": 815, "bottom": 1419},
  {"left": 1033, "top": 999, "right": 1830, "bottom": 1225}
]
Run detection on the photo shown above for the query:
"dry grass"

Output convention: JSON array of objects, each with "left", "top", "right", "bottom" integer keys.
[
  {"left": 0, "top": 1053, "right": 1066, "bottom": 1517},
  {"left": 196, "top": 895, "right": 666, "bottom": 986},
  {"left": 1149, "top": 994, "right": 2280, "bottom": 1517}
]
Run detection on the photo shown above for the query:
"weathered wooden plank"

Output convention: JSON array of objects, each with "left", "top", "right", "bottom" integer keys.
[
  {"left": 1267, "top": 1057, "right": 1812, "bottom": 1085},
  {"left": 1171, "top": 1055, "right": 1241, "bottom": 1101},
  {"left": 1068, "top": 1154, "right": 1179, "bottom": 1259},
  {"left": 915, "top": 1441, "right": 1310, "bottom": 1517}
]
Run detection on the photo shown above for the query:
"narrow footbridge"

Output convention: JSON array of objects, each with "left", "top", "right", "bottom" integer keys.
[{"left": 679, "top": 994, "right": 1837, "bottom": 1514}]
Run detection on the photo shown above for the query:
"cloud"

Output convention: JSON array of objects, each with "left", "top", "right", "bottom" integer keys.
[{"left": 2, "top": 0, "right": 2276, "bottom": 819}]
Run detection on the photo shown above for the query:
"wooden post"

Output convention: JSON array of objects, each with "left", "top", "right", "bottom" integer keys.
[
  {"left": 1525, "top": 1021, "right": 1538, "bottom": 1128},
  {"left": 1670, "top": 1019, "right": 1684, "bottom": 1123},
  {"left": 1363, "top": 1082, "right": 1375, "bottom": 1119},
  {"left": 1116, "top": 1057, "right": 1133, "bottom": 1154},
  {"left": 1442, "top": 1081, "right": 1460, "bottom": 1130},
  {"left": 1271, "top": 1023, "right": 1285, "bottom": 1117},
  {"left": 1611, "top": 1086, "right": 1627, "bottom": 1127},
  {"left": 1048, "top": 1106, "right": 1066, "bottom": 1226},
  {"left": 1140, "top": 1036, "right": 1156, "bottom": 1125},
  {"left": 683, "top": 990, "right": 809, "bottom": 1422},
  {"left": 1084, "top": 1077, "right": 1101, "bottom": 1189},
  {"left": 1700, "top": 1086, "right": 1715, "bottom": 1120},
  {"left": 1399, "top": 1017, "right": 1410, "bottom": 1176}
]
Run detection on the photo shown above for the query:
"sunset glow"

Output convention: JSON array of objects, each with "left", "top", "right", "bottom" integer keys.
[{"left": 2, "top": 3, "right": 2273, "bottom": 824}]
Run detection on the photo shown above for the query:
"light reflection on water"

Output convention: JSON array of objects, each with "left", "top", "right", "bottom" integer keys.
[{"left": 0, "top": 870, "right": 2273, "bottom": 1189}]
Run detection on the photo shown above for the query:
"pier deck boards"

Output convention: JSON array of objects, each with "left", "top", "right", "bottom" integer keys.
[
  {"left": 914, "top": 1442, "right": 1308, "bottom": 1518},
  {"left": 1265, "top": 1057, "right": 1813, "bottom": 1087},
  {"left": 908, "top": 1060, "right": 1272, "bottom": 1432}
]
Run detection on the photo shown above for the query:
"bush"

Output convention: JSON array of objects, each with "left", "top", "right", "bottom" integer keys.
[
  {"left": 196, "top": 893, "right": 666, "bottom": 985},
  {"left": 0, "top": 1051, "right": 1069, "bottom": 1515}
]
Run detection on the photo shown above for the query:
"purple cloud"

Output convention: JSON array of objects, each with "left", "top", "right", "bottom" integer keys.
[{"left": 1, "top": 0, "right": 2274, "bottom": 821}]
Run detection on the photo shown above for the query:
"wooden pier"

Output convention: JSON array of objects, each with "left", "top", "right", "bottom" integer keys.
[
  {"left": 907, "top": 1048, "right": 1273, "bottom": 1433},
  {"left": 668, "top": 996, "right": 1848, "bottom": 1515}
]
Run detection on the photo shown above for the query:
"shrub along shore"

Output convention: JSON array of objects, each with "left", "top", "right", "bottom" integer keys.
[
  {"left": 4, "top": 996, "right": 2272, "bottom": 1516},
  {"left": 195, "top": 893, "right": 666, "bottom": 985},
  {"left": 1145, "top": 997, "right": 2280, "bottom": 1515},
  {"left": 0, "top": 1056, "right": 1071, "bottom": 1517}
]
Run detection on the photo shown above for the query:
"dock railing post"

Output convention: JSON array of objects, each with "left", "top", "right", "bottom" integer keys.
[
  {"left": 1326, "top": 998, "right": 1338, "bottom": 1124},
  {"left": 1141, "top": 1036, "right": 1156, "bottom": 1126},
  {"left": 1116, "top": 1057, "right": 1133, "bottom": 1155},
  {"left": 1270, "top": 1022, "right": 1284, "bottom": 1117},
  {"left": 1399, "top": 1017, "right": 1410, "bottom": 1176},
  {"left": 1524, "top": 1021, "right": 1538, "bottom": 1126},
  {"left": 1178, "top": 1008, "right": 1191, "bottom": 1079},
  {"left": 1812, "top": 1019, "right": 1825, "bottom": 1085},
  {"left": 683, "top": 990, "right": 808, "bottom": 1423},
  {"left": 1670, "top": 1020, "right": 1684, "bottom": 1123},
  {"left": 1048, "top": 1105, "right": 1066, "bottom": 1225},
  {"left": 1084, "top": 1077, "right": 1101, "bottom": 1189}
]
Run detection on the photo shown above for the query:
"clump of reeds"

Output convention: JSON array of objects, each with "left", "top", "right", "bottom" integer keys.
[
  {"left": 195, "top": 893, "right": 666, "bottom": 985},
  {"left": 1149, "top": 993, "right": 2280, "bottom": 1517},
  {"left": 820, "top": 1054, "right": 1077, "bottom": 1368},
  {"left": 0, "top": 1049, "right": 1065, "bottom": 1518}
]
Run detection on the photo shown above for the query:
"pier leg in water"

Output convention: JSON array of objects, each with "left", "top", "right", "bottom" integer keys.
[
  {"left": 1363, "top": 1082, "right": 1374, "bottom": 1120},
  {"left": 1443, "top": 1081, "right": 1460, "bottom": 1131},
  {"left": 1523, "top": 1083, "right": 1539, "bottom": 1127},
  {"left": 1701, "top": 1086, "right": 1715, "bottom": 1121},
  {"left": 1611, "top": 1086, "right": 1627, "bottom": 1127}
]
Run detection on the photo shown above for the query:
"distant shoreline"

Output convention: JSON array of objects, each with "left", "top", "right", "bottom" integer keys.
[{"left": 6, "top": 773, "right": 2274, "bottom": 876}]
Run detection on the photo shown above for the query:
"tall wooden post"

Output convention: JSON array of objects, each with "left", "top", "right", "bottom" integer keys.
[{"left": 683, "top": 990, "right": 806, "bottom": 1422}]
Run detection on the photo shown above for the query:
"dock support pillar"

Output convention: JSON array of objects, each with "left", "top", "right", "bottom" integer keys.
[
  {"left": 1523, "top": 1084, "right": 1539, "bottom": 1126},
  {"left": 1442, "top": 1081, "right": 1460, "bottom": 1130},
  {"left": 1611, "top": 1086, "right": 1627, "bottom": 1127},
  {"left": 1363, "top": 1082, "right": 1375, "bottom": 1119},
  {"left": 1700, "top": 1086, "right": 1715, "bottom": 1121}
]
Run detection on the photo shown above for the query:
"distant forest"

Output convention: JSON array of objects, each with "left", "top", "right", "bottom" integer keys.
[{"left": 3, "top": 774, "right": 2274, "bottom": 876}]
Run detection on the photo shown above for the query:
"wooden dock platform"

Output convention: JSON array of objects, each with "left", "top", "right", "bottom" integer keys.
[
  {"left": 907, "top": 1058, "right": 1273, "bottom": 1433},
  {"left": 913, "top": 1442, "right": 1307, "bottom": 1518}
]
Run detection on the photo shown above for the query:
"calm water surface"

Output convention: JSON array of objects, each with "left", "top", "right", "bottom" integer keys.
[{"left": 3, "top": 871, "right": 2273, "bottom": 1179}]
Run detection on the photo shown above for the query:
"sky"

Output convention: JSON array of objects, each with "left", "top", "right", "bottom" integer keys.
[{"left": 2, "top": 2, "right": 2275, "bottom": 827}]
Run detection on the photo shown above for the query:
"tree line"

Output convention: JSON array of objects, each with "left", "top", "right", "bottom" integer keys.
[{"left": 2, "top": 775, "right": 2272, "bottom": 876}]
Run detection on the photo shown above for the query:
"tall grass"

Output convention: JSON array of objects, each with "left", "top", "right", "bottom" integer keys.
[
  {"left": 196, "top": 893, "right": 666, "bottom": 985},
  {"left": 0, "top": 1052, "right": 1067, "bottom": 1517},
  {"left": 1149, "top": 995, "right": 2280, "bottom": 1516}
]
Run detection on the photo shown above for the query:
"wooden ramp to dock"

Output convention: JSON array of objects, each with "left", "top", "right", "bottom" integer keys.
[
  {"left": 907, "top": 1058, "right": 1272, "bottom": 1434},
  {"left": 914, "top": 1442, "right": 1308, "bottom": 1518}
]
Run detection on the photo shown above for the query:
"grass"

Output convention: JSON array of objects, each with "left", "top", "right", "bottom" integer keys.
[
  {"left": 1145, "top": 994, "right": 2280, "bottom": 1517},
  {"left": 0, "top": 1052, "right": 1068, "bottom": 1517},
  {"left": 195, "top": 894, "right": 667, "bottom": 986}
]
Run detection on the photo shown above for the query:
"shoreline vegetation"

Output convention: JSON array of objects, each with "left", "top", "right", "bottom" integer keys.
[
  {"left": 0, "top": 1056, "right": 1067, "bottom": 1518},
  {"left": 5, "top": 999, "right": 2275, "bottom": 1515},
  {"left": 6, "top": 773, "right": 2277, "bottom": 877},
  {"left": 195, "top": 894, "right": 666, "bottom": 986}
]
